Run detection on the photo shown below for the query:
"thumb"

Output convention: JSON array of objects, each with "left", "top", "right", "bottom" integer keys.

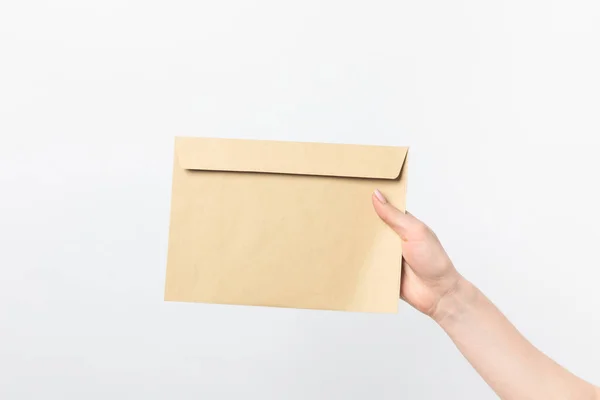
[{"left": 372, "top": 189, "right": 424, "bottom": 241}]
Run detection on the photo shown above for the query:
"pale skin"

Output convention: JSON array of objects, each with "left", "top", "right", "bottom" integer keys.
[{"left": 372, "top": 189, "right": 600, "bottom": 400}]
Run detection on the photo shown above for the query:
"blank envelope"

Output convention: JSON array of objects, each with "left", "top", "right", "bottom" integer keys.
[{"left": 165, "top": 137, "right": 409, "bottom": 313}]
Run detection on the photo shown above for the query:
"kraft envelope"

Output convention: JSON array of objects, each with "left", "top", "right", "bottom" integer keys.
[{"left": 165, "top": 137, "right": 409, "bottom": 313}]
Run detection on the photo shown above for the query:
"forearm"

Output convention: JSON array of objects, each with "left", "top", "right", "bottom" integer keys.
[{"left": 434, "top": 278, "right": 598, "bottom": 400}]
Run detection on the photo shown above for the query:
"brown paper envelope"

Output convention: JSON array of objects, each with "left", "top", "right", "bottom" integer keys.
[{"left": 165, "top": 137, "right": 408, "bottom": 313}]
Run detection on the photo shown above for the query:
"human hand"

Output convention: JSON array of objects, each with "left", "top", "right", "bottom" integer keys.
[
  {"left": 372, "top": 189, "right": 463, "bottom": 319},
  {"left": 373, "top": 190, "right": 600, "bottom": 400}
]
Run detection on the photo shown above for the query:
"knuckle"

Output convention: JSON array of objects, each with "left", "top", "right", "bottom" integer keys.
[{"left": 414, "top": 221, "right": 430, "bottom": 236}]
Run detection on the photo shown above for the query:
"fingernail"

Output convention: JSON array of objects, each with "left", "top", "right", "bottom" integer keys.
[{"left": 373, "top": 189, "right": 387, "bottom": 204}]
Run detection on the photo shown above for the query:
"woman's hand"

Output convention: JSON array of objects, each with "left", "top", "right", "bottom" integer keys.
[
  {"left": 372, "top": 189, "right": 463, "bottom": 318},
  {"left": 373, "top": 189, "right": 600, "bottom": 400}
]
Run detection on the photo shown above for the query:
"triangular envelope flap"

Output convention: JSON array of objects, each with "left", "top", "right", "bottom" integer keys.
[{"left": 175, "top": 137, "right": 408, "bottom": 179}]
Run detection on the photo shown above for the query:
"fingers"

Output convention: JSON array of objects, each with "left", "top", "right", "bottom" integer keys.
[{"left": 372, "top": 189, "right": 427, "bottom": 240}]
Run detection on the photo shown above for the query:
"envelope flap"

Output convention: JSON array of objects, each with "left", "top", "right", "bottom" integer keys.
[{"left": 175, "top": 137, "right": 408, "bottom": 179}]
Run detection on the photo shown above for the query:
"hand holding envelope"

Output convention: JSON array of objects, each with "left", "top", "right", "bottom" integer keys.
[{"left": 164, "top": 137, "right": 409, "bottom": 313}]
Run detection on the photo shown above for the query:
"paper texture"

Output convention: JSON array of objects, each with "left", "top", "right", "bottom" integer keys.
[{"left": 165, "top": 137, "right": 409, "bottom": 313}]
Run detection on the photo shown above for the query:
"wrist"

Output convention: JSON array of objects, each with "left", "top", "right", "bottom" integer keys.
[{"left": 431, "top": 276, "right": 479, "bottom": 327}]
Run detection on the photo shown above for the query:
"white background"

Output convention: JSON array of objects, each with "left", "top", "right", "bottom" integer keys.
[{"left": 1, "top": 1, "right": 599, "bottom": 399}]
